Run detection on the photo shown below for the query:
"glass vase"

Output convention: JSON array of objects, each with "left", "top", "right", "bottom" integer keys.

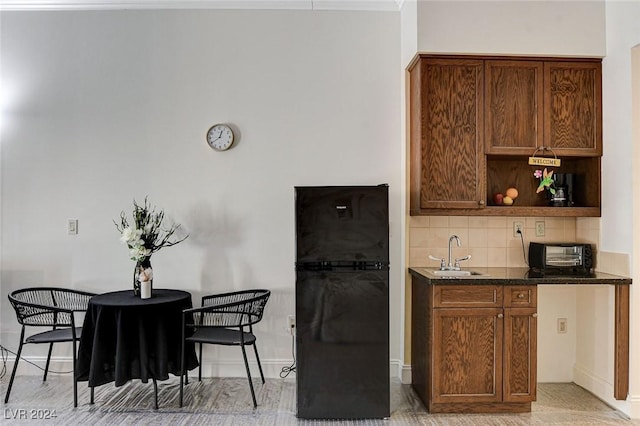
[{"left": 133, "top": 257, "right": 152, "bottom": 296}]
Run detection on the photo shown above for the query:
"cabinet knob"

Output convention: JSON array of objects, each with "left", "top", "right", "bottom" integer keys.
[
  {"left": 478, "top": 200, "right": 485, "bottom": 206},
  {"left": 497, "top": 313, "right": 504, "bottom": 318},
  {"left": 517, "top": 293, "right": 525, "bottom": 299},
  {"left": 532, "top": 313, "right": 538, "bottom": 318}
]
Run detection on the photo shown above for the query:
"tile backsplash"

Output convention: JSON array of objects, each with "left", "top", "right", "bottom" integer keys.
[{"left": 409, "top": 216, "right": 600, "bottom": 268}]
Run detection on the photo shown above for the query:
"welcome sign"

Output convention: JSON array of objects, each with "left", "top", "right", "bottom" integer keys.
[{"left": 528, "top": 156, "right": 561, "bottom": 167}]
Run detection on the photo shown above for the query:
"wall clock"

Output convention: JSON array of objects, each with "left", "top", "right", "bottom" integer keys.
[{"left": 206, "top": 124, "right": 234, "bottom": 151}]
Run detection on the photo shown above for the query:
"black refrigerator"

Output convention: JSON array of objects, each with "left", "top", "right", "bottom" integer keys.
[{"left": 295, "top": 185, "right": 390, "bottom": 419}]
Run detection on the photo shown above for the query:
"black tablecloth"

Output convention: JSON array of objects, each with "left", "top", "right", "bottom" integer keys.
[{"left": 76, "top": 289, "right": 199, "bottom": 387}]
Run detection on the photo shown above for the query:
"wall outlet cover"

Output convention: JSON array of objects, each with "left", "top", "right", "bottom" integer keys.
[{"left": 513, "top": 221, "right": 524, "bottom": 238}]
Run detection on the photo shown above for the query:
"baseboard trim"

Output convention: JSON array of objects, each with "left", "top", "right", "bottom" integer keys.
[
  {"left": 2, "top": 355, "right": 74, "bottom": 377},
  {"left": 401, "top": 363, "right": 412, "bottom": 384},
  {"left": 573, "top": 363, "right": 632, "bottom": 417},
  {"left": 175, "top": 359, "right": 406, "bottom": 380},
  {"left": 626, "top": 394, "right": 640, "bottom": 419},
  {"left": 3, "top": 356, "right": 405, "bottom": 381}
]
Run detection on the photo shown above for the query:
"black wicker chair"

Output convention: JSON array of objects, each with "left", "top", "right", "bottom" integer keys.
[
  {"left": 5, "top": 287, "right": 95, "bottom": 407},
  {"left": 179, "top": 289, "right": 271, "bottom": 408}
]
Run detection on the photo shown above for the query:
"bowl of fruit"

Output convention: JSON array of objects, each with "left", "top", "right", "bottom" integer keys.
[{"left": 493, "top": 187, "right": 519, "bottom": 206}]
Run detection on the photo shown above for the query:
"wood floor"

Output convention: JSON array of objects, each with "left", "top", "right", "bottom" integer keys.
[{"left": 2, "top": 375, "right": 638, "bottom": 425}]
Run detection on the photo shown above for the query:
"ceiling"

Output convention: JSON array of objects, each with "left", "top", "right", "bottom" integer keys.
[{"left": 0, "top": 0, "right": 404, "bottom": 11}]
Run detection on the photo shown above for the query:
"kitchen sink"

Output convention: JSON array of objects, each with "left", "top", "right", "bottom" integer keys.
[{"left": 431, "top": 269, "right": 485, "bottom": 276}]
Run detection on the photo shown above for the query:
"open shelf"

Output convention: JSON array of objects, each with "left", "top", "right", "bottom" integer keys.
[
  {"left": 483, "top": 206, "right": 601, "bottom": 217},
  {"left": 486, "top": 156, "right": 601, "bottom": 215},
  {"left": 415, "top": 206, "right": 601, "bottom": 217}
]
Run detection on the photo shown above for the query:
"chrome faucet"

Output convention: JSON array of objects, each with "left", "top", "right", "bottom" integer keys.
[
  {"left": 429, "top": 234, "right": 471, "bottom": 271},
  {"left": 448, "top": 235, "right": 461, "bottom": 269}
]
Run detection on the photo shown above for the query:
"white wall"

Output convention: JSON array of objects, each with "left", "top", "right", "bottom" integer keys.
[
  {"left": 416, "top": 0, "right": 605, "bottom": 56},
  {"left": 0, "top": 9, "right": 402, "bottom": 376},
  {"left": 601, "top": 1, "right": 637, "bottom": 255},
  {"left": 631, "top": 42, "right": 640, "bottom": 419}
]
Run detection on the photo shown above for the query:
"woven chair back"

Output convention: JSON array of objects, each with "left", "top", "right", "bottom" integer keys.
[
  {"left": 194, "top": 289, "right": 270, "bottom": 329},
  {"left": 8, "top": 288, "right": 93, "bottom": 327}
]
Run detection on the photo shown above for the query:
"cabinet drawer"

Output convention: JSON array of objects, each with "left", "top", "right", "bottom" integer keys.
[
  {"left": 434, "top": 285, "right": 502, "bottom": 308},
  {"left": 504, "top": 286, "right": 537, "bottom": 308}
]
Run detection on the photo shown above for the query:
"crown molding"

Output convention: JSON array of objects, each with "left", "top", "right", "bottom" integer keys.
[
  {"left": 0, "top": 1, "right": 308, "bottom": 10},
  {"left": 0, "top": 0, "right": 402, "bottom": 11}
]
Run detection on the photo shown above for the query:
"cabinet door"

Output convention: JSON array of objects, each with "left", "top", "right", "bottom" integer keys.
[
  {"left": 411, "top": 58, "right": 485, "bottom": 212},
  {"left": 485, "top": 60, "right": 543, "bottom": 155},
  {"left": 432, "top": 307, "right": 503, "bottom": 404},
  {"left": 503, "top": 307, "right": 537, "bottom": 402},
  {"left": 544, "top": 61, "right": 602, "bottom": 156}
]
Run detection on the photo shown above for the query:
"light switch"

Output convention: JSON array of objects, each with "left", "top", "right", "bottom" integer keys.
[{"left": 68, "top": 219, "right": 78, "bottom": 235}]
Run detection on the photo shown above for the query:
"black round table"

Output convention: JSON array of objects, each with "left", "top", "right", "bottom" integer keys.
[{"left": 76, "top": 289, "right": 199, "bottom": 407}]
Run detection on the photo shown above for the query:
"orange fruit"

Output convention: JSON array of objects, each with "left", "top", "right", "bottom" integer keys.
[{"left": 505, "top": 187, "right": 519, "bottom": 199}]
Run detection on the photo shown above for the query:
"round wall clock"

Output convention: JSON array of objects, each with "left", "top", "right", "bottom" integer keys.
[{"left": 206, "top": 124, "right": 234, "bottom": 151}]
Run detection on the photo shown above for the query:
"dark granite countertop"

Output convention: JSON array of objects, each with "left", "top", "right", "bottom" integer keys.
[{"left": 409, "top": 267, "right": 632, "bottom": 285}]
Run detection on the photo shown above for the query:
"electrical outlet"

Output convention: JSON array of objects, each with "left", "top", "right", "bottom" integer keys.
[
  {"left": 557, "top": 318, "right": 568, "bottom": 334},
  {"left": 535, "top": 221, "right": 545, "bottom": 237},
  {"left": 287, "top": 315, "right": 296, "bottom": 335},
  {"left": 513, "top": 221, "right": 524, "bottom": 238}
]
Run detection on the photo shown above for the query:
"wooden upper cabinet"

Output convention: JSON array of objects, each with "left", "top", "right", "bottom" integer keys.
[
  {"left": 409, "top": 57, "right": 486, "bottom": 213},
  {"left": 485, "top": 60, "right": 544, "bottom": 155},
  {"left": 486, "top": 59, "right": 602, "bottom": 156},
  {"left": 408, "top": 54, "right": 602, "bottom": 217},
  {"left": 545, "top": 61, "right": 602, "bottom": 156}
]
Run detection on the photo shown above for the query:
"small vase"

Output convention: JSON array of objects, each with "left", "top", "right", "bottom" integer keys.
[
  {"left": 140, "top": 280, "right": 151, "bottom": 299},
  {"left": 133, "top": 257, "right": 152, "bottom": 296}
]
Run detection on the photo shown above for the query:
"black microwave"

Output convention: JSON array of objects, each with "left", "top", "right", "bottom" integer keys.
[{"left": 528, "top": 242, "right": 593, "bottom": 273}]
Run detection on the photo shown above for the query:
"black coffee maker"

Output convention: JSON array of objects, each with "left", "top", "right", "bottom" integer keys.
[{"left": 549, "top": 173, "right": 575, "bottom": 207}]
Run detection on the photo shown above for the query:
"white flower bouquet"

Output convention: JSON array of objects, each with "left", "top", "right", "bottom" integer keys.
[{"left": 114, "top": 197, "right": 188, "bottom": 295}]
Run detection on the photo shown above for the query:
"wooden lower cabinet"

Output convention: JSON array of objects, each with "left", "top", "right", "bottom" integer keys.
[
  {"left": 503, "top": 307, "right": 537, "bottom": 403},
  {"left": 412, "top": 280, "right": 537, "bottom": 413},
  {"left": 432, "top": 307, "right": 504, "bottom": 405}
]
